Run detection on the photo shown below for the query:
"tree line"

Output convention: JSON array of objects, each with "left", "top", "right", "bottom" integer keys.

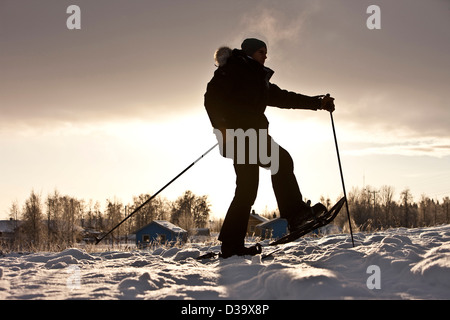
[
  {"left": 4, "top": 189, "right": 211, "bottom": 251},
  {"left": 331, "top": 185, "right": 450, "bottom": 232},
  {"left": 3, "top": 185, "right": 449, "bottom": 251}
]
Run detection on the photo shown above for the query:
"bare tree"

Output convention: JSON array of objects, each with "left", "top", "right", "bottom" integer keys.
[
  {"left": 105, "top": 197, "right": 124, "bottom": 245},
  {"left": 400, "top": 188, "right": 414, "bottom": 227},
  {"left": 171, "top": 190, "right": 211, "bottom": 231},
  {"left": 380, "top": 185, "right": 395, "bottom": 228},
  {"left": 21, "top": 190, "right": 44, "bottom": 248}
]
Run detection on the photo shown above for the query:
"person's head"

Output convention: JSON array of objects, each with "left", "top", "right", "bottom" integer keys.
[{"left": 241, "top": 38, "right": 267, "bottom": 65}]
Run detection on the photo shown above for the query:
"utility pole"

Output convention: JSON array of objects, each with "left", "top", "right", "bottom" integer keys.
[
  {"left": 364, "top": 189, "right": 379, "bottom": 215},
  {"left": 372, "top": 190, "right": 379, "bottom": 216}
]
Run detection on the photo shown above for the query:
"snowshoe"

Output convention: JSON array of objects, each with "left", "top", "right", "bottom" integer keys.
[
  {"left": 196, "top": 251, "right": 219, "bottom": 260},
  {"left": 287, "top": 201, "right": 327, "bottom": 232},
  {"left": 269, "top": 197, "right": 346, "bottom": 246},
  {"left": 219, "top": 243, "right": 262, "bottom": 259},
  {"left": 197, "top": 243, "right": 263, "bottom": 260}
]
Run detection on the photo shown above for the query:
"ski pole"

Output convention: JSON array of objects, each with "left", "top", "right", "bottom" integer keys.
[
  {"left": 329, "top": 110, "right": 355, "bottom": 247},
  {"left": 95, "top": 143, "right": 219, "bottom": 245}
]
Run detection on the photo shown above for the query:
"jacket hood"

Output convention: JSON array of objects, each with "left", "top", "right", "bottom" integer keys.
[
  {"left": 214, "top": 46, "right": 232, "bottom": 67},
  {"left": 213, "top": 46, "right": 274, "bottom": 80}
]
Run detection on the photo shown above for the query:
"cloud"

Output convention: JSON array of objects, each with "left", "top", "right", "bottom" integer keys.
[
  {"left": 220, "top": 0, "right": 450, "bottom": 162},
  {"left": 231, "top": 1, "right": 320, "bottom": 53},
  {"left": 0, "top": 1, "right": 222, "bottom": 131},
  {"left": 284, "top": 0, "right": 450, "bottom": 144},
  {"left": 344, "top": 131, "right": 450, "bottom": 158},
  {"left": 2, "top": 0, "right": 449, "bottom": 145}
]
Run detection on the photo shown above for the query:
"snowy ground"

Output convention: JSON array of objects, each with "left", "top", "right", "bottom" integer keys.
[{"left": 1, "top": 224, "right": 449, "bottom": 300}]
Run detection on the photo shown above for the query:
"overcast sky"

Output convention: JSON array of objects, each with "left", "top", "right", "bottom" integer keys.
[{"left": 1, "top": 0, "right": 449, "bottom": 219}]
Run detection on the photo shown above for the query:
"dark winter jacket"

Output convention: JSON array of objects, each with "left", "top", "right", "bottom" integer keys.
[{"left": 204, "top": 48, "right": 321, "bottom": 131}]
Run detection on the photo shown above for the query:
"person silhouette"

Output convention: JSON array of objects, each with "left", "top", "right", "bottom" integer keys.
[{"left": 204, "top": 38, "right": 335, "bottom": 258}]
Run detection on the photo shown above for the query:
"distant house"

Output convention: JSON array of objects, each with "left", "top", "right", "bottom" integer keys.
[
  {"left": 190, "top": 228, "right": 210, "bottom": 237},
  {"left": 135, "top": 220, "right": 188, "bottom": 247},
  {"left": 189, "top": 228, "right": 211, "bottom": 243},
  {"left": 256, "top": 218, "right": 288, "bottom": 240},
  {"left": 247, "top": 210, "right": 268, "bottom": 236},
  {"left": 0, "top": 219, "right": 18, "bottom": 244}
]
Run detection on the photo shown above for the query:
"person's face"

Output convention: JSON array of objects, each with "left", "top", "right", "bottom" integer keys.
[{"left": 251, "top": 47, "right": 267, "bottom": 65}]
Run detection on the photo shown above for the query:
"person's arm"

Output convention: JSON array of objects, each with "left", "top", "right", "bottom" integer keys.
[{"left": 268, "top": 83, "right": 335, "bottom": 112}]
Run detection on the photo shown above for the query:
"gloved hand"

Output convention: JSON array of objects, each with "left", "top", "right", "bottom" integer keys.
[{"left": 318, "top": 94, "right": 335, "bottom": 112}]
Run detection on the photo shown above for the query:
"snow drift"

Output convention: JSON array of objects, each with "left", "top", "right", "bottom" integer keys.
[{"left": 1, "top": 224, "right": 449, "bottom": 300}]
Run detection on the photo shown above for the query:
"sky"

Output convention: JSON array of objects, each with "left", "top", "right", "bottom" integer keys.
[{"left": 1, "top": 0, "right": 449, "bottom": 220}]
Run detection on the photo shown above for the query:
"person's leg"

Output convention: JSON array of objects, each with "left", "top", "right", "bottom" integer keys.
[
  {"left": 268, "top": 138, "right": 327, "bottom": 230},
  {"left": 270, "top": 144, "right": 308, "bottom": 220},
  {"left": 218, "top": 163, "right": 259, "bottom": 253}
]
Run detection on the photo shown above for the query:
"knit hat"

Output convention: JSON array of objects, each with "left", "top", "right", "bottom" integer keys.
[{"left": 241, "top": 38, "right": 267, "bottom": 56}]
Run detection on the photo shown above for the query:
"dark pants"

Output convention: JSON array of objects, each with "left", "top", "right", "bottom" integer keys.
[{"left": 218, "top": 137, "right": 305, "bottom": 248}]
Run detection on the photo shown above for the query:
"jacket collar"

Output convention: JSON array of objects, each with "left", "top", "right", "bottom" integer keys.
[{"left": 232, "top": 49, "right": 274, "bottom": 81}]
